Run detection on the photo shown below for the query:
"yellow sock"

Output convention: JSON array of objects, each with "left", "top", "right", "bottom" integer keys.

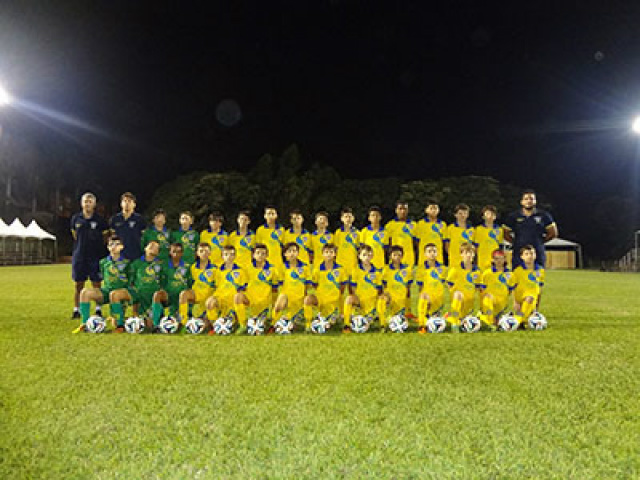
[
  {"left": 418, "top": 297, "right": 429, "bottom": 326},
  {"left": 521, "top": 300, "right": 535, "bottom": 322},
  {"left": 405, "top": 297, "right": 412, "bottom": 316},
  {"left": 303, "top": 304, "right": 313, "bottom": 329},
  {"left": 450, "top": 297, "right": 462, "bottom": 325},
  {"left": 179, "top": 303, "right": 189, "bottom": 324},
  {"left": 236, "top": 302, "right": 247, "bottom": 327},
  {"left": 376, "top": 297, "right": 387, "bottom": 326},
  {"left": 481, "top": 296, "right": 494, "bottom": 326}
]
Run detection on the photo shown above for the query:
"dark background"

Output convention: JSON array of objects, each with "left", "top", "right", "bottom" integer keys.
[{"left": 2, "top": 1, "right": 640, "bottom": 261}]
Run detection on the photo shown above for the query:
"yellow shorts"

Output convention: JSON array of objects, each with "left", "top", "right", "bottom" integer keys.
[
  {"left": 388, "top": 294, "right": 407, "bottom": 316},
  {"left": 515, "top": 290, "right": 538, "bottom": 305},
  {"left": 459, "top": 295, "right": 476, "bottom": 317},
  {"left": 247, "top": 294, "right": 271, "bottom": 318},
  {"left": 285, "top": 295, "right": 304, "bottom": 318},
  {"left": 317, "top": 298, "right": 341, "bottom": 319},
  {"left": 194, "top": 288, "right": 213, "bottom": 306},
  {"left": 422, "top": 292, "right": 444, "bottom": 314},
  {"left": 485, "top": 295, "right": 509, "bottom": 317},
  {"left": 358, "top": 295, "right": 378, "bottom": 317}
]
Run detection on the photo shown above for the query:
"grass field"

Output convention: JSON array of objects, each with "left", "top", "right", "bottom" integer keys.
[{"left": 1, "top": 265, "right": 639, "bottom": 479}]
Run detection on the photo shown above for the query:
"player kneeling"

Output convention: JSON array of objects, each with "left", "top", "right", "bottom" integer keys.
[
  {"left": 416, "top": 243, "right": 447, "bottom": 334},
  {"left": 446, "top": 243, "right": 482, "bottom": 333},
  {"left": 513, "top": 245, "right": 546, "bottom": 329},
  {"left": 344, "top": 245, "right": 385, "bottom": 333},
  {"left": 379, "top": 245, "right": 414, "bottom": 333},
  {"left": 479, "top": 249, "right": 515, "bottom": 332},
  {"left": 179, "top": 243, "right": 217, "bottom": 333},
  {"left": 272, "top": 243, "right": 311, "bottom": 334}
]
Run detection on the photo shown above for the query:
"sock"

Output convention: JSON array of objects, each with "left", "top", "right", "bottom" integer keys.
[
  {"left": 303, "top": 304, "right": 313, "bottom": 329},
  {"left": 111, "top": 302, "right": 124, "bottom": 327},
  {"left": 521, "top": 300, "right": 535, "bottom": 323},
  {"left": 79, "top": 302, "right": 91, "bottom": 324},
  {"left": 481, "top": 296, "right": 494, "bottom": 326},
  {"left": 343, "top": 302, "right": 353, "bottom": 327},
  {"left": 418, "top": 297, "right": 430, "bottom": 327},
  {"left": 450, "top": 297, "right": 462, "bottom": 325},
  {"left": 236, "top": 303, "right": 247, "bottom": 327},
  {"left": 179, "top": 303, "right": 189, "bottom": 324},
  {"left": 405, "top": 297, "right": 412, "bottom": 316},
  {"left": 95, "top": 305, "right": 102, "bottom": 314},
  {"left": 188, "top": 303, "right": 193, "bottom": 317},
  {"left": 376, "top": 297, "right": 387, "bottom": 326},
  {"left": 152, "top": 302, "right": 164, "bottom": 326}
]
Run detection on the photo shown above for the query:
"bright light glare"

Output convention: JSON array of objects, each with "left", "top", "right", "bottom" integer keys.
[
  {"left": 0, "top": 85, "right": 11, "bottom": 106},
  {"left": 633, "top": 116, "right": 640, "bottom": 134}
]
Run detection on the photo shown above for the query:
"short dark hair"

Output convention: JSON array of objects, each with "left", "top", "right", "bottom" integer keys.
[
  {"left": 520, "top": 244, "right": 535, "bottom": 255},
  {"left": 358, "top": 244, "right": 373, "bottom": 254},
  {"left": 424, "top": 242, "right": 437, "bottom": 251},
  {"left": 237, "top": 210, "right": 251, "bottom": 219},
  {"left": 340, "top": 207, "right": 353, "bottom": 215},
  {"left": 315, "top": 211, "right": 329, "bottom": 221},
  {"left": 389, "top": 245, "right": 404, "bottom": 255},
  {"left": 368, "top": 206, "right": 382, "bottom": 215},
  {"left": 222, "top": 245, "right": 236, "bottom": 252},
  {"left": 425, "top": 199, "right": 439, "bottom": 208},
  {"left": 522, "top": 189, "right": 536, "bottom": 198},
  {"left": 107, "top": 235, "right": 122, "bottom": 244},
  {"left": 180, "top": 211, "right": 194, "bottom": 219},
  {"left": 197, "top": 243, "right": 211, "bottom": 250},
  {"left": 454, "top": 203, "right": 470, "bottom": 213},
  {"left": 170, "top": 242, "right": 183, "bottom": 250},
  {"left": 152, "top": 209, "right": 166, "bottom": 218},
  {"left": 395, "top": 200, "right": 409, "bottom": 207},
  {"left": 290, "top": 209, "right": 303, "bottom": 217},
  {"left": 482, "top": 205, "right": 497, "bottom": 215},
  {"left": 253, "top": 243, "right": 268, "bottom": 253},
  {"left": 121, "top": 192, "right": 136, "bottom": 202},
  {"left": 208, "top": 211, "right": 224, "bottom": 222},
  {"left": 264, "top": 205, "right": 278, "bottom": 212},
  {"left": 322, "top": 243, "right": 337, "bottom": 252},
  {"left": 283, "top": 242, "right": 299, "bottom": 252}
]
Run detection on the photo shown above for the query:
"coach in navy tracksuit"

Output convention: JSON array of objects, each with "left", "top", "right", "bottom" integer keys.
[
  {"left": 70, "top": 192, "right": 108, "bottom": 319},
  {"left": 109, "top": 192, "right": 146, "bottom": 261},
  {"left": 504, "top": 189, "right": 558, "bottom": 269}
]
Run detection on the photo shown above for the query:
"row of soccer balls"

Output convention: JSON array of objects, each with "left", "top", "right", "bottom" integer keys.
[{"left": 85, "top": 312, "right": 547, "bottom": 335}]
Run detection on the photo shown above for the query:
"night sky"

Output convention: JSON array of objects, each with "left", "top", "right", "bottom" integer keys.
[{"left": 2, "top": 1, "right": 640, "bottom": 257}]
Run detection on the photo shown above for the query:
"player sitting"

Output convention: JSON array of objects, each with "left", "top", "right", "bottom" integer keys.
[
  {"left": 272, "top": 243, "right": 311, "bottom": 332},
  {"left": 344, "top": 244, "right": 385, "bottom": 332},
  {"left": 305, "top": 243, "right": 349, "bottom": 332},
  {"left": 129, "top": 240, "right": 168, "bottom": 331},
  {"left": 479, "top": 249, "right": 515, "bottom": 331},
  {"left": 513, "top": 245, "right": 545, "bottom": 328},
  {"left": 152, "top": 243, "right": 192, "bottom": 328},
  {"left": 179, "top": 243, "right": 217, "bottom": 331},
  {"left": 446, "top": 242, "right": 482, "bottom": 332},
  {"left": 207, "top": 245, "right": 248, "bottom": 335},
  {"left": 380, "top": 245, "right": 414, "bottom": 332},
  {"left": 416, "top": 243, "right": 447, "bottom": 334},
  {"left": 73, "top": 235, "right": 132, "bottom": 333}
]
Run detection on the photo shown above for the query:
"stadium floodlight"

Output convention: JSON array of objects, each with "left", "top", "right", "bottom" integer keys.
[
  {"left": 0, "top": 84, "right": 11, "bottom": 106},
  {"left": 633, "top": 116, "right": 640, "bottom": 134}
]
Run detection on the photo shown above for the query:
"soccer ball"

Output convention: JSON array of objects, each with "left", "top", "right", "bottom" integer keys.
[
  {"left": 498, "top": 313, "right": 519, "bottom": 332},
  {"left": 247, "top": 317, "right": 266, "bottom": 336},
  {"left": 461, "top": 315, "right": 481, "bottom": 333},
  {"left": 388, "top": 315, "right": 408, "bottom": 333},
  {"left": 528, "top": 312, "right": 548, "bottom": 330},
  {"left": 426, "top": 316, "right": 447, "bottom": 333},
  {"left": 85, "top": 316, "right": 106, "bottom": 333},
  {"left": 185, "top": 317, "right": 205, "bottom": 335},
  {"left": 159, "top": 316, "right": 180, "bottom": 334},
  {"left": 124, "top": 316, "right": 145, "bottom": 334},
  {"left": 213, "top": 317, "right": 233, "bottom": 335},
  {"left": 311, "top": 316, "right": 330, "bottom": 334},
  {"left": 274, "top": 317, "right": 294, "bottom": 335},
  {"left": 350, "top": 315, "right": 370, "bottom": 333}
]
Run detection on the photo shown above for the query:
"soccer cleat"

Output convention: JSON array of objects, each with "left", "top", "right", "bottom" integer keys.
[
  {"left": 72, "top": 324, "right": 85, "bottom": 334},
  {"left": 95, "top": 308, "right": 103, "bottom": 317},
  {"left": 235, "top": 325, "right": 247, "bottom": 335},
  {"left": 71, "top": 310, "right": 81, "bottom": 320},
  {"left": 266, "top": 326, "right": 275, "bottom": 335},
  {"left": 418, "top": 326, "right": 427, "bottom": 335},
  {"left": 208, "top": 328, "right": 216, "bottom": 336},
  {"left": 305, "top": 326, "right": 312, "bottom": 334},
  {"left": 488, "top": 324, "right": 497, "bottom": 332},
  {"left": 379, "top": 326, "right": 388, "bottom": 333},
  {"left": 115, "top": 326, "right": 125, "bottom": 333},
  {"left": 342, "top": 325, "right": 351, "bottom": 333}
]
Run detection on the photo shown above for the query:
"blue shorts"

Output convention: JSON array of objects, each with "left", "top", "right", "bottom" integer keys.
[{"left": 72, "top": 257, "right": 102, "bottom": 283}]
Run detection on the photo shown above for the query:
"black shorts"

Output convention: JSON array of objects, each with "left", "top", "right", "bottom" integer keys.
[{"left": 72, "top": 257, "right": 102, "bottom": 283}]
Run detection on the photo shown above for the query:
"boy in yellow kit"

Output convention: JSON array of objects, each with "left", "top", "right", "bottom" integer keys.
[
  {"left": 283, "top": 209, "right": 312, "bottom": 265},
  {"left": 445, "top": 204, "right": 474, "bottom": 267},
  {"left": 513, "top": 245, "right": 545, "bottom": 328},
  {"left": 344, "top": 245, "right": 386, "bottom": 332},
  {"left": 415, "top": 200, "right": 447, "bottom": 265},
  {"left": 384, "top": 201, "right": 417, "bottom": 266},
  {"left": 359, "top": 206, "right": 388, "bottom": 269},
  {"left": 446, "top": 242, "right": 482, "bottom": 332},
  {"left": 256, "top": 205, "right": 284, "bottom": 270},
  {"left": 200, "top": 212, "right": 229, "bottom": 266},
  {"left": 416, "top": 243, "right": 448, "bottom": 334},
  {"left": 473, "top": 205, "right": 504, "bottom": 271},
  {"left": 380, "top": 245, "right": 414, "bottom": 332},
  {"left": 236, "top": 243, "right": 280, "bottom": 333},
  {"left": 209, "top": 245, "right": 248, "bottom": 334},
  {"left": 334, "top": 207, "right": 359, "bottom": 276},
  {"left": 179, "top": 243, "right": 217, "bottom": 330},
  {"left": 228, "top": 210, "right": 255, "bottom": 270},
  {"left": 479, "top": 249, "right": 515, "bottom": 331},
  {"left": 305, "top": 243, "right": 349, "bottom": 332},
  {"left": 273, "top": 243, "right": 311, "bottom": 329},
  {"left": 311, "top": 211, "right": 333, "bottom": 269}
]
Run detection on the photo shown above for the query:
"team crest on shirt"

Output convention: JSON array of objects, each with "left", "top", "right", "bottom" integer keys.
[
  {"left": 75, "top": 223, "right": 82, "bottom": 229},
  {"left": 534, "top": 216, "right": 542, "bottom": 224},
  {"left": 129, "top": 221, "right": 136, "bottom": 228},
  {"left": 498, "top": 273, "right": 511, "bottom": 284},
  {"left": 90, "top": 222, "right": 97, "bottom": 229}
]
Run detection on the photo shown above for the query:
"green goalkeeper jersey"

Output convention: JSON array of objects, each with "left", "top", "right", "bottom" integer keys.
[
  {"left": 170, "top": 229, "right": 199, "bottom": 265},
  {"left": 130, "top": 256, "right": 165, "bottom": 292},
  {"left": 164, "top": 259, "right": 192, "bottom": 294},
  {"left": 99, "top": 256, "right": 131, "bottom": 291}
]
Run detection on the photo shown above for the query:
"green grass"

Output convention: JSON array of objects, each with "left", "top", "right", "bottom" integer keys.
[{"left": 1, "top": 266, "right": 639, "bottom": 479}]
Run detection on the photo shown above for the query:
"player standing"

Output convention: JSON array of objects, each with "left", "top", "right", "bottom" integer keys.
[
  {"left": 256, "top": 206, "right": 284, "bottom": 270},
  {"left": 170, "top": 211, "right": 199, "bottom": 266},
  {"left": 227, "top": 210, "right": 255, "bottom": 270},
  {"left": 359, "top": 206, "right": 387, "bottom": 270},
  {"left": 415, "top": 200, "right": 447, "bottom": 266},
  {"left": 110, "top": 192, "right": 146, "bottom": 261},
  {"left": 473, "top": 205, "right": 504, "bottom": 272},
  {"left": 445, "top": 204, "right": 474, "bottom": 267}
]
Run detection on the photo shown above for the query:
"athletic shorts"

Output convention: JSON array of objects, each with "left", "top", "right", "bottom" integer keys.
[
  {"left": 72, "top": 257, "right": 101, "bottom": 283},
  {"left": 514, "top": 290, "right": 539, "bottom": 305},
  {"left": 387, "top": 294, "right": 407, "bottom": 317},
  {"left": 357, "top": 295, "right": 378, "bottom": 318},
  {"left": 131, "top": 288, "right": 158, "bottom": 313},
  {"left": 100, "top": 287, "right": 134, "bottom": 304},
  {"left": 247, "top": 293, "right": 271, "bottom": 318}
]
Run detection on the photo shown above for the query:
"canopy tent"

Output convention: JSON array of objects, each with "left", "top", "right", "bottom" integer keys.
[{"left": 0, "top": 218, "right": 57, "bottom": 265}]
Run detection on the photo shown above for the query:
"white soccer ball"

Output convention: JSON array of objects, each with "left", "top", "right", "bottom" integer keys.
[
  {"left": 125, "top": 316, "right": 145, "bottom": 334},
  {"left": 388, "top": 315, "right": 408, "bottom": 333},
  {"left": 185, "top": 317, "right": 205, "bottom": 335},
  {"left": 528, "top": 312, "right": 548, "bottom": 330},
  {"left": 350, "top": 315, "right": 370, "bottom": 333},
  {"left": 274, "top": 317, "right": 294, "bottom": 335},
  {"left": 85, "top": 315, "right": 106, "bottom": 333},
  {"left": 461, "top": 315, "right": 481, "bottom": 333},
  {"left": 159, "top": 316, "right": 180, "bottom": 334},
  {"left": 213, "top": 317, "right": 233, "bottom": 335},
  {"left": 426, "top": 316, "right": 447, "bottom": 333},
  {"left": 498, "top": 313, "right": 519, "bottom": 332},
  {"left": 311, "top": 316, "right": 330, "bottom": 334},
  {"left": 247, "top": 317, "right": 266, "bottom": 336}
]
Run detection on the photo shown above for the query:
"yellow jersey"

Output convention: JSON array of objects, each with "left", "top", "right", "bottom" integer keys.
[
  {"left": 384, "top": 219, "right": 418, "bottom": 266},
  {"left": 415, "top": 261, "right": 447, "bottom": 297},
  {"left": 446, "top": 263, "right": 482, "bottom": 299},
  {"left": 278, "top": 260, "right": 311, "bottom": 299},
  {"left": 227, "top": 230, "right": 255, "bottom": 270},
  {"left": 255, "top": 223, "right": 285, "bottom": 269},
  {"left": 311, "top": 262, "right": 349, "bottom": 304},
  {"left": 282, "top": 228, "right": 312, "bottom": 265},
  {"left": 311, "top": 230, "right": 333, "bottom": 268},
  {"left": 190, "top": 259, "right": 217, "bottom": 296},
  {"left": 445, "top": 222, "right": 475, "bottom": 266},
  {"left": 480, "top": 266, "right": 515, "bottom": 299},
  {"left": 350, "top": 263, "right": 383, "bottom": 299},
  {"left": 382, "top": 263, "right": 414, "bottom": 299},
  {"left": 513, "top": 265, "right": 545, "bottom": 297},
  {"left": 245, "top": 260, "right": 279, "bottom": 301},
  {"left": 200, "top": 228, "right": 229, "bottom": 266},
  {"left": 473, "top": 224, "right": 504, "bottom": 271},
  {"left": 415, "top": 218, "right": 447, "bottom": 265},
  {"left": 334, "top": 226, "right": 359, "bottom": 273},
  {"left": 215, "top": 263, "right": 248, "bottom": 299},
  {"left": 359, "top": 225, "right": 388, "bottom": 269}
]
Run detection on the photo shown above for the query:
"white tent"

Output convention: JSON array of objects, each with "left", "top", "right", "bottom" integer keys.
[
  {"left": 1, "top": 218, "right": 57, "bottom": 265},
  {"left": 7, "top": 218, "right": 28, "bottom": 236},
  {"left": 0, "top": 218, "right": 9, "bottom": 236},
  {"left": 25, "top": 220, "right": 56, "bottom": 240}
]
